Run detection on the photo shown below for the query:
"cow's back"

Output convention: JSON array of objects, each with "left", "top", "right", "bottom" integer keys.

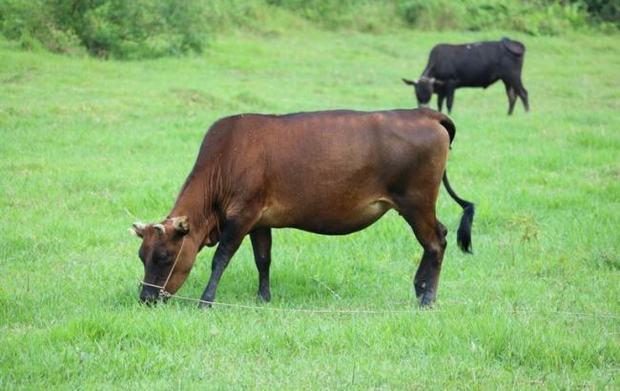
[
  {"left": 427, "top": 41, "right": 520, "bottom": 87},
  {"left": 209, "top": 109, "right": 451, "bottom": 234}
]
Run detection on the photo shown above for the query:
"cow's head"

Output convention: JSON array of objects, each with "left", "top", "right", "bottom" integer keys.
[
  {"left": 130, "top": 216, "right": 192, "bottom": 304},
  {"left": 402, "top": 77, "right": 443, "bottom": 108}
]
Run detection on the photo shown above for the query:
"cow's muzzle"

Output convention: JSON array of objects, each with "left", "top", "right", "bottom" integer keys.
[{"left": 139, "top": 285, "right": 160, "bottom": 305}]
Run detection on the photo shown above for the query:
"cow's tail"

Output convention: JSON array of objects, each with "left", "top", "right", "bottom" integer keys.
[
  {"left": 501, "top": 37, "right": 525, "bottom": 57},
  {"left": 436, "top": 114, "right": 474, "bottom": 252},
  {"left": 429, "top": 111, "right": 474, "bottom": 252},
  {"left": 439, "top": 117, "right": 455, "bottom": 145},
  {"left": 442, "top": 171, "right": 474, "bottom": 253}
]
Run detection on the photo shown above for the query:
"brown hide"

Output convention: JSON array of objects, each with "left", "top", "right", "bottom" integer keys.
[
  {"left": 135, "top": 108, "right": 473, "bottom": 306},
  {"left": 186, "top": 108, "right": 449, "bottom": 232}
]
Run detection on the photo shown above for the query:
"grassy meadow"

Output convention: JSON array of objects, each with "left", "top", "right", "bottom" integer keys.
[{"left": 1, "top": 28, "right": 619, "bottom": 388}]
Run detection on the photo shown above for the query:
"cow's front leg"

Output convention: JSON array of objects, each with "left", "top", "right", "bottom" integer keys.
[
  {"left": 437, "top": 92, "right": 446, "bottom": 112},
  {"left": 199, "top": 219, "right": 247, "bottom": 308},
  {"left": 445, "top": 88, "right": 455, "bottom": 114}
]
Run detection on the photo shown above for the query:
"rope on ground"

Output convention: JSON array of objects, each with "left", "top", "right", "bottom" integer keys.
[
  {"left": 164, "top": 292, "right": 414, "bottom": 314},
  {"left": 142, "top": 284, "right": 620, "bottom": 320}
]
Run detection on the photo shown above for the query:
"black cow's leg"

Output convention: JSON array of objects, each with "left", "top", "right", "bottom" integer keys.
[
  {"left": 401, "top": 206, "right": 447, "bottom": 307},
  {"left": 508, "top": 76, "right": 529, "bottom": 113},
  {"left": 517, "top": 82, "right": 529, "bottom": 112},
  {"left": 250, "top": 227, "right": 272, "bottom": 302},
  {"left": 437, "top": 92, "right": 446, "bottom": 112},
  {"left": 446, "top": 88, "right": 455, "bottom": 114},
  {"left": 504, "top": 80, "right": 517, "bottom": 115},
  {"left": 199, "top": 219, "right": 247, "bottom": 308}
]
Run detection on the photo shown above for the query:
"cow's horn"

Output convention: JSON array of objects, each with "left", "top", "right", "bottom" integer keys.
[
  {"left": 131, "top": 222, "right": 147, "bottom": 238},
  {"left": 171, "top": 216, "right": 190, "bottom": 233},
  {"left": 153, "top": 224, "right": 166, "bottom": 235}
]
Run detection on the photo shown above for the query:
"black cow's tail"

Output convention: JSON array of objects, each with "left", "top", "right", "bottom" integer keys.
[
  {"left": 501, "top": 37, "right": 525, "bottom": 57},
  {"left": 443, "top": 171, "right": 475, "bottom": 253}
]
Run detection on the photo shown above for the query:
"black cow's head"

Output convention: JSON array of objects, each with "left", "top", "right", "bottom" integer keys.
[{"left": 402, "top": 77, "right": 443, "bottom": 108}]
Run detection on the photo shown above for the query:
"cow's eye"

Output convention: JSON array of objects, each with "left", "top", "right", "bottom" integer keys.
[{"left": 155, "top": 250, "right": 172, "bottom": 265}]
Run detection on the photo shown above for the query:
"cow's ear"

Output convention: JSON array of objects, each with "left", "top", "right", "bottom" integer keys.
[
  {"left": 171, "top": 216, "right": 190, "bottom": 235},
  {"left": 131, "top": 222, "right": 147, "bottom": 238},
  {"left": 402, "top": 78, "right": 417, "bottom": 86},
  {"left": 432, "top": 78, "right": 444, "bottom": 86}
]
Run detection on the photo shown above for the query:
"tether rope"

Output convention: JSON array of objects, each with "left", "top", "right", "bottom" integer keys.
[
  {"left": 139, "top": 281, "right": 620, "bottom": 319},
  {"left": 138, "top": 235, "right": 618, "bottom": 319}
]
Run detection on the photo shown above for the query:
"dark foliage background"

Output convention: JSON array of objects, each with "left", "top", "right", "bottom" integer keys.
[{"left": 0, "top": 0, "right": 616, "bottom": 59}]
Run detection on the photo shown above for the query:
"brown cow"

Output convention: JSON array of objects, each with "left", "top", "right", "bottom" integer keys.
[{"left": 131, "top": 108, "right": 474, "bottom": 307}]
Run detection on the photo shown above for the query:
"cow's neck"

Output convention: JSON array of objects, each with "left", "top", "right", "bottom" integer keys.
[{"left": 168, "top": 174, "right": 217, "bottom": 250}]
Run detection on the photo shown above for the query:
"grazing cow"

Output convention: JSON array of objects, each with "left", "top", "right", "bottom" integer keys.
[
  {"left": 402, "top": 37, "right": 529, "bottom": 115},
  {"left": 131, "top": 108, "right": 475, "bottom": 308}
]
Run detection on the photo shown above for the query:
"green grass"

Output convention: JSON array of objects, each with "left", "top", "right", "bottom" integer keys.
[{"left": 1, "top": 29, "right": 619, "bottom": 388}]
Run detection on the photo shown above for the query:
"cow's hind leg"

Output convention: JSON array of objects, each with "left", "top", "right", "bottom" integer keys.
[
  {"left": 506, "top": 76, "right": 529, "bottom": 113},
  {"left": 400, "top": 206, "right": 447, "bottom": 307},
  {"left": 517, "top": 83, "right": 529, "bottom": 112},
  {"left": 250, "top": 227, "right": 272, "bottom": 302},
  {"left": 503, "top": 80, "right": 517, "bottom": 115}
]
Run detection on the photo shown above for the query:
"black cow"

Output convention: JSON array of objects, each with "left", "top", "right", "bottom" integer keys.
[{"left": 403, "top": 37, "right": 529, "bottom": 115}]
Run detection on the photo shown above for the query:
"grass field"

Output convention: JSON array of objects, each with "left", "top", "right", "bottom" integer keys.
[{"left": 1, "top": 28, "right": 619, "bottom": 389}]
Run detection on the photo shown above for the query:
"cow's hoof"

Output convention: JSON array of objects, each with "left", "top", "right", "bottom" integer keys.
[
  {"left": 257, "top": 290, "right": 271, "bottom": 303},
  {"left": 198, "top": 300, "right": 213, "bottom": 309},
  {"left": 418, "top": 292, "right": 435, "bottom": 308}
]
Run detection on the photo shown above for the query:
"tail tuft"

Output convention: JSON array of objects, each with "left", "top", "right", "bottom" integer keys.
[
  {"left": 457, "top": 202, "right": 475, "bottom": 253},
  {"left": 443, "top": 171, "right": 475, "bottom": 254}
]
